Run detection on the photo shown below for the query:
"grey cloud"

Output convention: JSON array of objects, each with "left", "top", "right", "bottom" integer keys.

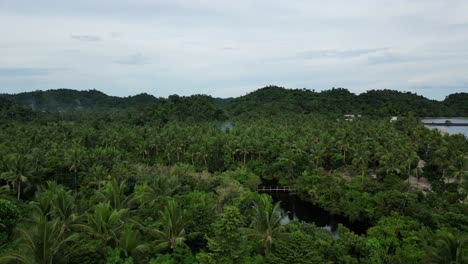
[
  {"left": 71, "top": 35, "right": 101, "bottom": 42},
  {"left": 447, "top": 22, "right": 468, "bottom": 30},
  {"left": 0, "top": 68, "right": 52, "bottom": 76},
  {"left": 299, "top": 48, "right": 388, "bottom": 59},
  {"left": 366, "top": 50, "right": 468, "bottom": 65},
  {"left": 367, "top": 52, "right": 412, "bottom": 64},
  {"left": 221, "top": 46, "right": 237, "bottom": 51},
  {"left": 115, "top": 53, "right": 151, "bottom": 65},
  {"left": 110, "top": 32, "right": 121, "bottom": 38}
]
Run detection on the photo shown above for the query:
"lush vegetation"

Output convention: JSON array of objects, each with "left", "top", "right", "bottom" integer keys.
[
  {"left": 2, "top": 86, "right": 467, "bottom": 117},
  {"left": 0, "top": 87, "right": 467, "bottom": 263}
]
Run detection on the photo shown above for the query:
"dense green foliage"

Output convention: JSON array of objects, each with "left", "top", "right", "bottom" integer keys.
[
  {"left": 2, "top": 86, "right": 467, "bottom": 117},
  {"left": 0, "top": 88, "right": 467, "bottom": 263}
]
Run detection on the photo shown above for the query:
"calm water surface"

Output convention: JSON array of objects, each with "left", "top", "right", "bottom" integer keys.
[
  {"left": 270, "top": 192, "right": 368, "bottom": 237},
  {"left": 422, "top": 118, "right": 468, "bottom": 137}
]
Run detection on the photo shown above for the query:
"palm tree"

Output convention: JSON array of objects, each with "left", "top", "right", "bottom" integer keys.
[
  {"left": 150, "top": 199, "right": 186, "bottom": 251},
  {"left": 117, "top": 225, "right": 149, "bottom": 258},
  {"left": 64, "top": 147, "right": 85, "bottom": 192},
  {"left": 97, "top": 179, "right": 133, "bottom": 209},
  {"left": 1, "top": 154, "right": 32, "bottom": 200},
  {"left": 34, "top": 182, "right": 78, "bottom": 230},
  {"left": 428, "top": 234, "right": 467, "bottom": 264},
  {"left": 85, "top": 164, "right": 109, "bottom": 190},
  {"left": 352, "top": 144, "right": 371, "bottom": 184},
  {"left": 0, "top": 214, "right": 78, "bottom": 264},
  {"left": 135, "top": 175, "right": 177, "bottom": 207},
  {"left": 74, "top": 202, "right": 128, "bottom": 246},
  {"left": 240, "top": 195, "right": 287, "bottom": 253}
]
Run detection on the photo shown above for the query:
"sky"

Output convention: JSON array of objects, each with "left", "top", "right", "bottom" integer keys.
[{"left": 0, "top": 0, "right": 467, "bottom": 100}]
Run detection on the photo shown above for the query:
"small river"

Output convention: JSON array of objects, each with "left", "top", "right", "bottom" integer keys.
[
  {"left": 270, "top": 192, "right": 368, "bottom": 237},
  {"left": 422, "top": 118, "right": 468, "bottom": 137}
]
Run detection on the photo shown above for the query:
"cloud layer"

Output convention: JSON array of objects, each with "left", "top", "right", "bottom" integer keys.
[{"left": 0, "top": 0, "right": 467, "bottom": 99}]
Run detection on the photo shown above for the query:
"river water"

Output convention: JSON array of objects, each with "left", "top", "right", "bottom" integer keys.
[
  {"left": 270, "top": 192, "right": 368, "bottom": 237},
  {"left": 422, "top": 118, "right": 468, "bottom": 137}
]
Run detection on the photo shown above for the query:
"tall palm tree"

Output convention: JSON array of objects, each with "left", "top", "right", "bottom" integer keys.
[
  {"left": 240, "top": 195, "right": 287, "bottom": 254},
  {"left": 64, "top": 147, "right": 85, "bottom": 192},
  {"left": 85, "top": 164, "right": 109, "bottom": 190},
  {"left": 74, "top": 202, "right": 128, "bottom": 247},
  {"left": 135, "top": 175, "right": 177, "bottom": 207},
  {"left": 429, "top": 234, "right": 467, "bottom": 264},
  {"left": 0, "top": 214, "right": 78, "bottom": 264},
  {"left": 97, "top": 179, "right": 133, "bottom": 209},
  {"left": 1, "top": 154, "right": 32, "bottom": 200},
  {"left": 34, "top": 182, "right": 78, "bottom": 230},
  {"left": 117, "top": 225, "right": 149, "bottom": 258},
  {"left": 150, "top": 199, "right": 186, "bottom": 251}
]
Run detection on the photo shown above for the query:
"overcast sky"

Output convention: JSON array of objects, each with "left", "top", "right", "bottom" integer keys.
[{"left": 0, "top": 0, "right": 467, "bottom": 100}]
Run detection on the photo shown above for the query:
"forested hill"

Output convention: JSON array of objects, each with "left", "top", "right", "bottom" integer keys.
[
  {"left": 0, "top": 89, "right": 158, "bottom": 112},
  {"left": 1, "top": 86, "right": 467, "bottom": 117},
  {"left": 228, "top": 86, "right": 466, "bottom": 117}
]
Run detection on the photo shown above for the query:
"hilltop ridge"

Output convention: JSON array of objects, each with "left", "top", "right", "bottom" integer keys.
[{"left": 1, "top": 86, "right": 467, "bottom": 117}]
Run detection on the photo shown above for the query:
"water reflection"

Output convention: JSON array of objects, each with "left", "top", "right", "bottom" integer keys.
[{"left": 270, "top": 192, "right": 367, "bottom": 237}]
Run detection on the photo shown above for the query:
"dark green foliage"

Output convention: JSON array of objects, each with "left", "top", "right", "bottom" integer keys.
[
  {"left": 426, "top": 232, "right": 468, "bottom": 264},
  {"left": 0, "top": 200, "right": 20, "bottom": 235},
  {"left": 2, "top": 86, "right": 466, "bottom": 119},
  {"left": 0, "top": 88, "right": 467, "bottom": 263},
  {"left": 356, "top": 89, "right": 451, "bottom": 116},
  {"left": 198, "top": 206, "right": 255, "bottom": 263},
  {"left": 366, "top": 213, "right": 432, "bottom": 263},
  {"left": 444, "top": 92, "right": 468, "bottom": 116},
  {"left": 266, "top": 223, "right": 333, "bottom": 264}
]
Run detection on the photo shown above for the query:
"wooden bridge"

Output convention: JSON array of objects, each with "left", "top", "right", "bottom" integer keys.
[{"left": 257, "top": 185, "right": 296, "bottom": 193}]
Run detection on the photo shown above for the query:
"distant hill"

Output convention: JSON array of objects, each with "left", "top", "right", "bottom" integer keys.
[
  {"left": 0, "top": 89, "right": 159, "bottom": 112},
  {"left": 0, "top": 97, "right": 37, "bottom": 121},
  {"left": 443, "top": 92, "right": 468, "bottom": 117},
  {"left": 1, "top": 86, "right": 467, "bottom": 119},
  {"left": 355, "top": 89, "right": 450, "bottom": 117},
  {"left": 227, "top": 86, "right": 462, "bottom": 117}
]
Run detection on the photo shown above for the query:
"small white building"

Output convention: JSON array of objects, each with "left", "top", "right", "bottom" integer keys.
[
  {"left": 344, "top": 114, "right": 362, "bottom": 121},
  {"left": 344, "top": 114, "right": 355, "bottom": 121}
]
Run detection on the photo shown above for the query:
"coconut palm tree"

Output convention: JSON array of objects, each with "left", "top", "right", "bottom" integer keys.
[
  {"left": 97, "top": 179, "right": 134, "bottom": 209},
  {"left": 428, "top": 234, "right": 467, "bottom": 264},
  {"left": 240, "top": 195, "right": 287, "bottom": 254},
  {"left": 1, "top": 154, "right": 33, "bottom": 200},
  {"left": 135, "top": 175, "right": 178, "bottom": 207},
  {"left": 117, "top": 225, "right": 150, "bottom": 258},
  {"left": 64, "top": 147, "right": 85, "bottom": 192},
  {"left": 74, "top": 202, "right": 128, "bottom": 247},
  {"left": 0, "top": 214, "right": 78, "bottom": 264},
  {"left": 150, "top": 199, "right": 186, "bottom": 251},
  {"left": 85, "top": 164, "right": 109, "bottom": 190},
  {"left": 34, "top": 182, "right": 78, "bottom": 230}
]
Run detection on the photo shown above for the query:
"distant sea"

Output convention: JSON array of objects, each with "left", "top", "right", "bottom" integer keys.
[{"left": 422, "top": 118, "right": 468, "bottom": 137}]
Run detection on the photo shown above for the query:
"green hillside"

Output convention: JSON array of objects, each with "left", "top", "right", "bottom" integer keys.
[
  {"left": 444, "top": 92, "right": 468, "bottom": 116},
  {"left": 1, "top": 86, "right": 467, "bottom": 118}
]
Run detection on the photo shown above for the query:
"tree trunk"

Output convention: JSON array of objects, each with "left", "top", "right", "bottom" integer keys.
[
  {"left": 74, "top": 170, "right": 78, "bottom": 192},
  {"left": 17, "top": 183, "right": 21, "bottom": 200}
]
